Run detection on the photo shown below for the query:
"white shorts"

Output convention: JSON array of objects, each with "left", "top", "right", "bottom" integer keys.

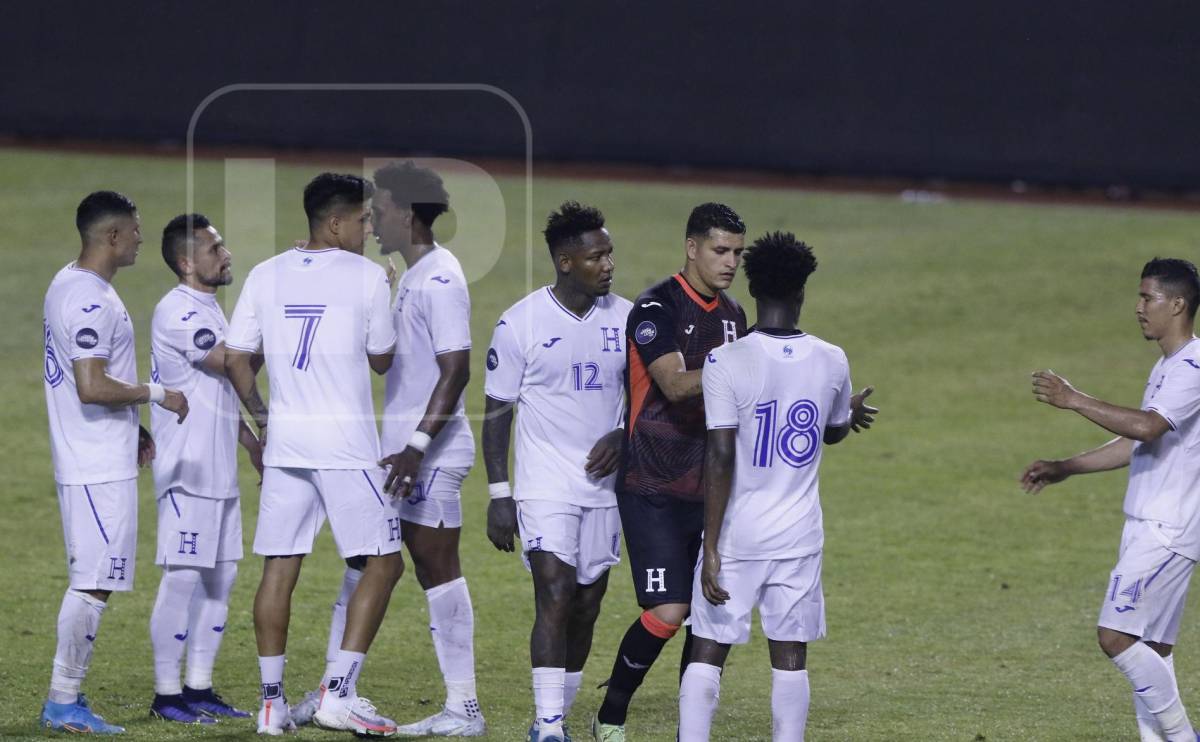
[
  {"left": 57, "top": 479, "right": 138, "bottom": 592},
  {"left": 690, "top": 552, "right": 826, "bottom": 645},
  {"left": 517, "top": 499, "right": 621, "bottom": 585},
  {"left": 396, "top": 466, "right": 469, "bottom": 529},
  {"left": 1098, "top": 518, "right": 1196, "bottom": 645},
  {"left": 253, "top": 467, "right": 403, "bottom": 559},
  {"left": 156, "top": 488, "right": 243, "bottom": 568}
]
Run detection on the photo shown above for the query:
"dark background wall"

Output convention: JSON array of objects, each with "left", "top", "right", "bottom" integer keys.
[{"left": 2, "top": 2, "right": 1198, "bottom": 189}]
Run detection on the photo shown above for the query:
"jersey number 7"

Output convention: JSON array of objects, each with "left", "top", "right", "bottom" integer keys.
[{"left": 284, "top": 305, "right": 326, "bottom": 371}]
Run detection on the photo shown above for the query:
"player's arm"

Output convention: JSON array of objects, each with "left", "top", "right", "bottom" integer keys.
[
  {"left": 380, "top": 350, "right": 470, "bottom": 494},
  {"left": 1033, "top": 369, "right": 1170, "bottom": 443},
  {"left": 700, "top": 427, "right": 735, "bottom": 606},
  {"left": 1021, "top": 436, "right": 1133, "bottom": 494},
  {"left": 73, "top": 357, "right": 188, "bottom": 421},
  {"left": 368, "top": 352, "right": 393, "bottom": 375},
  {"left": 631, "top": 301, "right": 698, "bottom": 402},
  {"left": 824, "top": 386, "right": 878, "bottom": 445},
  {"left": 482, "top": 394, "right": 518, "bottom": 552},
  {"left": 198, "top": 341, "right": 263, "bottom": 376},
  {"left": 224, "top": 349, "right": 269, "bottom": 432},
  {"left": 366, "top": 267, "right": 398, "bottom": 376},
  {"left": 238, "top": 414, "right": 264, "bottom": 479},
  {"left": 648, "top": 353, "right": 703, "bottom": 402}
]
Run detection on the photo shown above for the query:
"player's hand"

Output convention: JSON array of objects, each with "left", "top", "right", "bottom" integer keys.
[
  {"left": 137, "top": 425, "right": 155, "bottom": 468},
  {"left": 386, "top": 256, "right": 398, "bottom": 288},
  {"left": 700, "top": 549, "right": 729, "bottom": 606},
  {"left": 240, "top": 430, "right": 265, "bottom": 482},
  {"left": 487, "top": 496, "right": 518, "bottom": 552},
  {"left": 380, "top": 447, "right": 424, "bottom": 498},
  {"left": 1032, "top": 370, "right": 1080, "bottom": 410},
  {"left": 850, "top": 386, "right": 878, "bottom": 432},
  {"left": 1020, "top": 459, "right": 1070, "bottom": 494},
  {"left": 161, "top": 389, "right": 189, "bottom": 422},
  {"left": 585, "top": 428, "right": 624, "bottom": 479}
]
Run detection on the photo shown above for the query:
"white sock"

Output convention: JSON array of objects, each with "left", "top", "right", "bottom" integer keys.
[
  {"left": 150, "top": 567, "right": 202, "bottom": 695},
  {"left": 564, "top": 671, "right": 584, "bottom": 718},
  {"left": 427, "top": 578, "right": 479, "bottom": 716},
  {"left": 258, "top": 654, "right": 285, "bottom": 702},
  {"left": 322, "top": 650, "right": 366, "bottom": 708},
  {"left": 325, "top": 567, "right": 362, "bottom": 670},
  {"left": 49, "top": 589, "right": 106, "bottom": 704},
  {"left": 1134, "top": 652, "right": 1175, "bottom": 742},
  {"left": 1113, "top": 642, "right": 1195, "bottom": 739},
  {"left": 185, "top": 561, "right": 237, "bottom": 690},
  {"left": 679, "top": 662, "right": 722, "bottom": 741},
  {"left": 532, "top": 666, "right": 566, "bottom": 731},
  {"left": 771, "top": 668, "right": 810, "bottom": 742}
]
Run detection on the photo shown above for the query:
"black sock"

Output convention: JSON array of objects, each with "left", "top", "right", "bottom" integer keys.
[
  {"left": 597, "top": 616, "right": 671, "bottom": 725},
  {"left": 678, "top": 624, "right": 694, "bottom": 685}
]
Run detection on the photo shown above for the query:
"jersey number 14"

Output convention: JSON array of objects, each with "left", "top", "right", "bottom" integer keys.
[{"left": 753, "top": 399, "right": 819, "bottom": 468}]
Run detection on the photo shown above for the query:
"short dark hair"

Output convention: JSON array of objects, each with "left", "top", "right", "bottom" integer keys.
[
  {"left": 372, "top": 161, "right": 450, "bottom": 227},
  {"left": 76, "top": 190, "right": 137, "bottom": 237},
  {"left": 543, "top": 201, "right": 606, "bottom": 254},
  {"left": 742, "top": 231, "right": 818, "bottom": 302},
  {"left": 161, "top": 213, "right": 213, "bottom": 277},
  {"left": 685, "top": 202, "right": 745, "bottom": 239},
  {"left": 1142, "top": 257, "right": 1200, "bottom": 319},
  {"left": 303, "top": 173, "right": 375, "bottom": 228}
]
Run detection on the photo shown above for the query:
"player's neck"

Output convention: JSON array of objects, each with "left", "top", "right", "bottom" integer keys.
[
  {"left": 755, "top": 301, "right": 800, "bottom": 331},
  {"left": 1158, "top": 327, "right": 1197, "bottom": 358},
  {"left": 179, "top": 277, "right": 217, "bottom": 295},
  {"left": 551, "top": 280, "right": 596, "bottom": 318},
  {"left": 75, "top": 248, "right": 117, "bottom": 282},
  {"left": 398, "top": 241, "right": 436, "bottom": 268},
  {"left": 679, "top": 266, "right": 717, "bottom": 299}
]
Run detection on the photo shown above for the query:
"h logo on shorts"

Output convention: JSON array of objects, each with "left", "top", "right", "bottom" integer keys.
[
  {"left": 107, "top": 557, "right": 128, "bottom": 581},
  {"left": 387, "top": 517, "right": 401, "bottom": 542},
  {"left": 646, "top": 567, "right": 667, "bottom": 593},
  {"left": 527, "top": 536, "right": 544, "bottom": 552},
  {"left": 722, "top": 320, "right": 738, "bottom": 345},
  {"left": 601, "top": 326, "right": 622, "bottom": 353},
  {"left": 178, "top": 531, "right": 199, "bottom": 555}
]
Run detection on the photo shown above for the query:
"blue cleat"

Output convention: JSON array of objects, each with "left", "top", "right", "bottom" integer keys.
[
  {"left": 527, "top": 717, "right": 568, "bottom": 742},
  {"left": 182, "top": 686, "right": 251, "bottom": 718},
  {"left": 41, "top": 696, "right": 125, "bottom": 734},
  {"left": 150, "top": 694, "right": 217, "bottom": 724}
]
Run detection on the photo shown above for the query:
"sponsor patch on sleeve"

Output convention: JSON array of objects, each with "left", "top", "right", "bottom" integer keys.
[
  {"left": 75, "top": 328, "right": 99, "bottom": 349},
  {"left": 486, "top": 348, "right": 499, "bottom": 370},
  {"left": 634, "top": 320, "right": 657, "bottom": 345},
  {"left": 193, "top": 328, "right": 217, "bottom": 350}
]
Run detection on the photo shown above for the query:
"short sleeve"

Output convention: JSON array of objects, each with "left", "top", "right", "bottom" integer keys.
[
  {"left": 424, "top": 275, "right": 472, "bottom": 355},
  {"left": 626, "top": 300, "right": 679, "bottom": 367},
  {"left": 1146, "top": 361, "right": 1200, "bottom": 430},
  {"left": 702, "top": 350, "right": 738, "bottom": 429},
  {"left": 484, "top": 316, "right": 526, "bottom": 403},
  {"left": 829, "top": 353, "right": 852, "bottom": 427},
  {"left": 159, "top": 306, "right": 222, "bottom": 364},
  {"left": 366, "top": 270, "right": 397, "bottom": 355},
  {"left": 226, "top": 272, "right": 262, "bottom": 352},
  {"left": 61, "top": 291, "right": 118, "bottom": 361}
]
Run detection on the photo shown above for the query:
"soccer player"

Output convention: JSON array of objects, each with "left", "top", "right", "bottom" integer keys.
[
  {"left": 677, "top": 232, "right": 877, "bottom": 741},
  {"left": 1021, "top": 258, "right": 1200, "bottom": 742},
  {"left": 40, "top": 191, "right": 188, "bottom": 734},
  {"left": 593, "top": 202, "right": 748, "bottom": 741},
  {"left": 225, "top": 173, "right": 404, "bottom": 736},
  {"left": 146, "top": 213, "right": 264, "bottom": 724},
  {"left": 484, "top": 202, "right": 631, "bottom": 742}
]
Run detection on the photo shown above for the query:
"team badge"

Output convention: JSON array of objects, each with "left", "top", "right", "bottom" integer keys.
[
  {"left": 75, "top": 328, "right": 99, "bottom": 349},
  {"left": 486, "top": 348, "right": 499, "bottom": 370},
  {"left": 193, "top": 328, "right": 217, "bottom": 350},
  {"left": 635, "top": 321, "right": 657, "bottom": 344}
]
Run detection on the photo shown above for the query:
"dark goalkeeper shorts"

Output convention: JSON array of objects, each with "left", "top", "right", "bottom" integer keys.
[{"left": 617, "top": 489, "right": 705, "bottom": 607}]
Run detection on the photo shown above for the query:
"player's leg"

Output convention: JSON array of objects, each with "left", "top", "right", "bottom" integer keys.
[
  {"left": 766, "top": 642, "right": 809, "bottom": 742},
  {"left": 529, "top": 550, "right": 580, "bottom": 741},
  {"left": 758, "top": 553, "right": 825, "bottom": 742},
  {"left": 394, "top": 466, "right": 484, "bottom": 736},
  {"left": 42, "top": 481, "right": 135, "bottom": 734},
  {"left": 293, "top": 556, "right": 366, "bottom": 727},
  {"left": 678, "top": 638, "right": 730, "bottom": 742},
  {"left": 313, "top": 468, "right": 405, "bottom": 736},
  {"left": 1098, "top": 520, "right": 1195, "bottom": 741},
  {"left": 561, "top": 503, "right": 619, "bottom": 723}
]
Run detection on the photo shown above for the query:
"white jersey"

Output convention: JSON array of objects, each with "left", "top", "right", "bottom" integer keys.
[
  {"left": 703, "top": 330, "right": 852, "bottom": 560},
  {"left": 1123, "top": 337, "right": 1200, "bottom": 559},
  {"left": 226, "top": 247, "right": 396, "bottom": 469},
  {"left": 149, "top": 284, "right": 240, "bottom": 499},
  {"left": 43, "top": 263, "right": 139, "bottom": 485},
  {"left": 381, "top": 245, "right": 475, "bottom": 468},
  {"left": 485, "top": 287, "right": 632, "bottom": 507}
]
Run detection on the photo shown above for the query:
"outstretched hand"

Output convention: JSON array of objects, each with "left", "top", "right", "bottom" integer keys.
[
  {"left": 850, "top": 386, "right": 878, "bottom": 433},
  {"left": 1019, "top": 459, "right": 1070, "bottom": 494},
  {"left": 1032, "top": 370, "right": 1079, "bottom": 410}
]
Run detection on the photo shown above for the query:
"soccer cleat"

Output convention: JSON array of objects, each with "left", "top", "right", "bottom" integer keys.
[
  {"left": 528, "top": 716, "right": 567, "bottom": 742},
  {"left": 313, "top": 696, "right": 397, "bottom": 736},
  {"left": 590, "top": 714, "right": 625, "bottom": 742},
  {"left": 256, "top": 697, "right": 296, "bottom": 736},
  {"left": 288, "top": 689, "right": 322, "bottom": 727},
  {"left": 183, "top": 685, "right": 252, "bottom": 718},
  {"left": 394, "top": 706, "right": 486, "bottom": 736},
  {"left": 41, "top": 697, "right": 126, "bottom": 734},
  {"left": 149, "top": 693, "right": 218, "bottom": 724}
]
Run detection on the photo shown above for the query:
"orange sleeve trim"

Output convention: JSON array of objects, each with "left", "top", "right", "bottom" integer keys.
[
  {"left": 640, "top": 610, "right": 681, "bottom": 639},
  {"left": 627, "top": 344, "right": 651, "bottom": 439}
]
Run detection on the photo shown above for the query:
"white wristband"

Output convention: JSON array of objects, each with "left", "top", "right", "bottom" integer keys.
[
  {"left": 407, "top": 430, "right": 432, "bottom": 453},
  {"left": 489, "top": 482, "right": 512, "bottom": 500},
  {"left": 146, "top": 383, "right": 165, "bottom": 404}
]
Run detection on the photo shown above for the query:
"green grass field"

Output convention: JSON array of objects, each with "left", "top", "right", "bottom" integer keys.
[{"left": 3, "top": 146, "right": 1200, "bottom": 741}]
